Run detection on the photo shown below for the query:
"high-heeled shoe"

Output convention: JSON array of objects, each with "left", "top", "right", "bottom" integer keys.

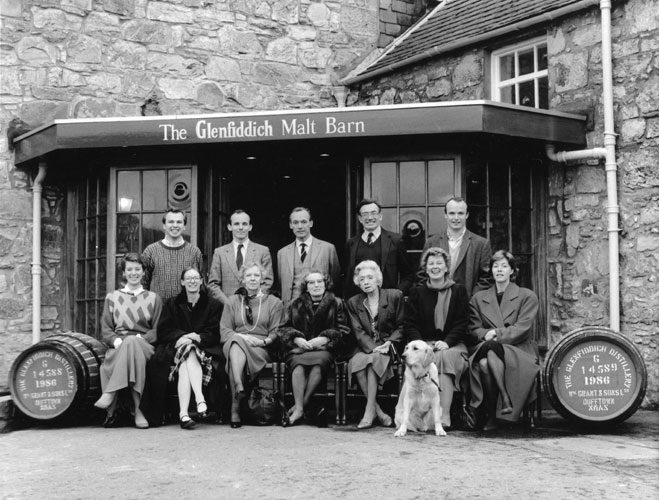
[
  {"left": 94, "top": 392, "right": 116, "bottom": 410},
  {"left": 196, "top": 401, "right": 210, "bottom": 421},
  {"left": 179, "top": 415, "right": 197, "bottom": 430},
  {"left": 230, "top": 420, "right": 242, "bottom": 428},
  {"left": 357, "top": 419, "right": 374, "bottom": 429}
]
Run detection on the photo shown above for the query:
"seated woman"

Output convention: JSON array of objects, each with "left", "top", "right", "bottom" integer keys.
[
  {"left": 405, "top": 247, "right": 470, "bottom": 429},
  {"left": 220, "top": 262, "right": 284, "bottom": 428},
  {"left": 346, "top": 260, "right": 404, "bottom": 429},
  {"left": 278, "top": 270, "right": 349, "bottom": 427},
  {"left": 151, "top": 267, "right": 222, "bottom": 429},
  {"left": 95, "top": 253, "right": 162, "bottom": 429},
  {"left": 468, "top": 250, "right": 540, "bottom": 431}
]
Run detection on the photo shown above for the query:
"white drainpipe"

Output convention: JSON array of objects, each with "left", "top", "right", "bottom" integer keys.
[
  {"left": 32, "top": 162, "right": 47, "bottom": 344},
  {"left": 546, "top": 0, "right": 620, "bottom": 331}
]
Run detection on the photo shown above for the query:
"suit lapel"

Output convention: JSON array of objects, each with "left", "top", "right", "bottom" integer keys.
[
  {"left": 379, "top": 230, "right": 393, "bottom": 260},
  {"left": 480, "top": 287, "right": 505, "bottom": 328},
  {"left": 499, "top": 283, "right": 520, "bottom": 324},
  {"left": 224, "top": 245, "right": 240, "bottom": 280},
  {"left": 356, "top": 296, "right": 373, "bottom": 336},
  {"left": 286, "top": 242, "right": 295, "bottom": 275},
  {"left": 454, "top": 231, "right": 470, "bottom": 270},
  {"left": 309, "top": 238, "right": 321, "bottom": 267},
  {"left": 376, "top": 290, "right": 391, "bottom": 332}
]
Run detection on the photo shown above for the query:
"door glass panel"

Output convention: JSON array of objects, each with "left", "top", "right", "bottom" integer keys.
[
  {"left": 465, "top": 164, "right": 486, "bottom": 205},
  {"left": 86, "top": 303, "right": 96, "bottom": 336},
  {"left": 371, "top": 162, "right": 397, "bottom": 205},
  {"left": 399, "top": 161, "right": 425, "bottom": 204},
  {"left": 428, "top": 160, "right": 454, "bottom": 204},
  {"left": 142, "top": 213, "right": 163, "bottom": 248},
  {"left": 510, "top": 163, "right": 531, "bottom": 208},
  {"left": 143, "top": 170, "right": 167, "bottom": 211},
  {"left": 89, "top": 178, "right": 98, "bottom": 216},
  {"left": 515, "top": 253, "right": 533, "bottom": 289},
  {"left": 428, "top": 206, "right": 447, "bottom": 237},
  {"left": 99, "top": 215, "right": 107, "bottom": 258},
  {"left": 489, "top": 162, "right": 509, "bottom": 208},
  {"left": 511, "top": 210, "right": 532, "bottom": 253},
  {"left": 117, "top": 213, "right": 140, "bottom": 254},
  {"left": 380, "top": 207, "right": 397, "bottom": 233},
  {"left": 87, "top": 261, "right": 97, "bottom": 300},
  {"left": 400, "top": 207, "right": 426, "bottom": 235},
  {"left": 98, "top": 259, "right": 107, "bottom": 297},
  {"left": 117, "top": 171, "right": 140, "bottom": 212},
  {"left": 465, "top": 206, "right": 488, "bottom": 239},
  {"left": 168, "top": 169, "right": 192, "bottom": 211},
  {"left": 489, "top": 208, "right": 510, "bottom": 251},
  {"left": 519, "top": 48, "right": 534, "bottom": 75}
]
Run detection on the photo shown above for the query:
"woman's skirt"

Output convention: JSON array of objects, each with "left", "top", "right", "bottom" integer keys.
[
  {"left": 468, "top": 341, "right": 540, "bottom": 422},
  {"left": 431, "top": 342, "right": 469, "bottom": 392},
  {"left": 100, "top": 335, "right": 154, "bottom": 395},
  {"left": 223, "top": 336, "right": 271, "bottom": 383},
  {"left": 286, "top": 350, "right": 334, "bottom": 376},
  {"left": 348, "top": 351, "right": 393, "bottom": 386},
  {"left": 169, "top": 343, "right": 214, "bottom": 386}
]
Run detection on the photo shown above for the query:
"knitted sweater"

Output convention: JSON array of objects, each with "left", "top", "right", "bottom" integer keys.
[
  {"left": 100, "top": 289, "right": 163, "bottom": 347},
  {"left": 142, "top": 240, "right": 203, "bottom": 300}
]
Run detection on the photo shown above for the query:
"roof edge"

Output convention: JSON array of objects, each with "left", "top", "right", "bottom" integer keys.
[{"left": 340, "top": 0, "right": 600, "bottom": 86}]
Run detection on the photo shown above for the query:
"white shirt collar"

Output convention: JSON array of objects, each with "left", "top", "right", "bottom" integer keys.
[
  {"left": 296, "top": 236, "right": 313, "bottom": 251},
  {"left": 233, "top": 239, "right": 249, "bottom": 253},
  {"left": 121, "top": 285, "right": 145, "bottom": 296},
  {"left": 447, "top": 228, "right": 467, "bottom": 241},
  {"left": 361, "top": 226, "right": 382, "bottom": 242}
]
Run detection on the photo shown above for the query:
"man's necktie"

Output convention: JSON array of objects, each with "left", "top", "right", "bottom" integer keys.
[
  {"left": 236, "top": 243, "right": 243, "bottom": 269},
  {"left": 367, "top": 232, "right": 374, "bottom": 245},
  {"left": 300, "top": 243, "right": 307, "bottom": 262}
]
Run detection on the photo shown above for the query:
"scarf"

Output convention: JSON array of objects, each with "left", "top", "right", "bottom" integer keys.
[
  {"left": 427, "top": 279, "right": 454, "bottom": 332},
  {"left": 234, "top": 287, "right": 262, "bottom": 325}
]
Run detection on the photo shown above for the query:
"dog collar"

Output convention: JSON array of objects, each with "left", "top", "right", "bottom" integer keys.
[{"left": 414, "top": 373, "right": 441, "bottom": 392}]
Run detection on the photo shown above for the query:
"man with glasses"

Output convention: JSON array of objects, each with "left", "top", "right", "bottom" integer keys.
[
  {"left": 277, "top": 207, "right": 340, "bottom": 305},
  {"left": 208, "top": 209, "right": 273, "bottom": 305},
  {"left": 142, "top": 208, "right": 203, "bottom": 300},
  {"left": 343, "top": 199, "right": 413, "bottom": 298},
  {"left": 423, "top": 196, "right": 491, "bottom": 297}
]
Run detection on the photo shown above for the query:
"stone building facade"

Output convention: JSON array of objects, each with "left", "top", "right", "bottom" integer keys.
[{"left": 1, "top": 0, "right": 657, "bottom": 407}]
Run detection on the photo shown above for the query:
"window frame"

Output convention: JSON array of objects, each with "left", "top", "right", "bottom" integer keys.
[{"left": 491, "top": 36, "right": 548, "bottom": 109}]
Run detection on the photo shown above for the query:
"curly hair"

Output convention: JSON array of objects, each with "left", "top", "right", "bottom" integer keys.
[{"left": 299, "top": 269, "right": 333, "bottom": 294}]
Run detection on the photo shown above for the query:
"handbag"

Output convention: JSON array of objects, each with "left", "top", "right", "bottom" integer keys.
[
  {"left": 451, "top": 392, "right": 482, "bottom": 431},
  {"left": 245, "top": 386, "right": 284, "bottom": 426}
]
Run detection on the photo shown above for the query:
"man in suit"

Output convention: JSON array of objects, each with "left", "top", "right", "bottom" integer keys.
[
  {"left": 344, "top": 199, "right": 413, "bottom": 298},
  {"left": 208, "top": 209, "right": 273, "bottom": 305},
  {"left": 423, "top": 196, "right": 492, "bottom": 297},
  {"left": 277, "top": 207, "right": 340, "bottom": 305}
]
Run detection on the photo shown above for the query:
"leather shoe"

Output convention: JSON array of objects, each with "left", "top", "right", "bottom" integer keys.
[
  {"left": 230, "top": 420, "right": 242, "bottom": 429},
  {"left": 315, "top": 407, "right": 328, "bottom": 428},
  {"left": 179, "top": 415, "right": 197, "bottom": 430},
  {"left": 357, "top": 419, "right": 374, "bottom": 429},
  {"left": 103, "top": 412, "right": 121, "bottom": 428}
]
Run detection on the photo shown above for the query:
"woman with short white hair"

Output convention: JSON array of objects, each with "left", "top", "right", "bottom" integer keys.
[{"left": 346, "top": 260, "right": 404, "bottom": 429}]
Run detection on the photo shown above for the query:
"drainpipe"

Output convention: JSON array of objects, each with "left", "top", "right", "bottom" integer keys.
[
  {"left": 546, "top": 0, "right": 620, "bottom": 331},
  {"left": 32, "top": 162, "right": 47, "bottom": 344}
]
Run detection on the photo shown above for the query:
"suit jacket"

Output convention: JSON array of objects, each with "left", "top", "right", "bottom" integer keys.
[
  {"left": 346, "top": 288, "right": 404, "bottom": 355},
  {"left": 344, "top": 228, "right": 413, "bottom": 297},
  {"left": 208, "top": 241, "right": 273, "bottom": 303},
  {"left": 404, "top": 282, "right": 470, "bottom": 347},
  {"left": 468, "top": 283, "right": 539, "bottom": 359},
  {"left": 277, "top": 237, "right": 341, "bottom": 305},
  {"left": 423, "top": 229, "right": 492, "bottom": 297}
]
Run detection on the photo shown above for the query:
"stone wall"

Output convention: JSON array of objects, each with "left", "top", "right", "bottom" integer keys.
[
  {"left": 377, "top": 0, "right": 427, "bottom": 48},
  {"left": 347, "top": 0, "right": 659, "bottom": 406},
  {"left": 0, "top": 0, "right": 381, "bottom": 389}
]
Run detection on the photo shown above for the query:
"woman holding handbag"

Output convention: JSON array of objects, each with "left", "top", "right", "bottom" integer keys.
[{"left": 346, "top": 260, "right": 404, "bottom": 429}]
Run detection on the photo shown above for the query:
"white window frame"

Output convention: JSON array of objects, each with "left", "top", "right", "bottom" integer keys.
[{"left": 491, "top": 36, "right": 548, "bottom": 109}]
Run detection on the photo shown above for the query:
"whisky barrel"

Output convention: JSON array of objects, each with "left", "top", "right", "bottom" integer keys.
[
  {"left": 543, "top": 326, "right": 647, "bottom": 426},
  {"left": 9, "top": 332, "right": 107, "bottom": 421}
]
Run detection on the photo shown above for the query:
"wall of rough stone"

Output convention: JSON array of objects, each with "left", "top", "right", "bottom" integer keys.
[
  {"left": 347, "top": 0, "right": 659, "bottom": 406},
  {"left": 0, "top": 0, "right": 381, "bottom": 390},
  {"left": 377, "top": 0, "right": 426, "bottom": 48}
]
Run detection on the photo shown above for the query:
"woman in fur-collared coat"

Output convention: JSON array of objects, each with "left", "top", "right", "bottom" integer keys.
[
  {"left": 278, "top": 270, "right": 349, "bottom": 426},
  {"left": 468, "top": 250, "right": 540, "bottom": 431}
]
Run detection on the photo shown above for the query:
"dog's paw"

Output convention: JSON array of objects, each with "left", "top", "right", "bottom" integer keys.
[
  {"left": 394, "top": 427, "right": 407, "bottom": 437},
  {"left": 435, "top": 427, "right": 447, "bottom": 437}
]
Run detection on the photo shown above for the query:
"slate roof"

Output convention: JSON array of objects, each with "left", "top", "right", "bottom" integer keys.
[{"left": 348, "top": 0, "right": 596, "bottom": 82}]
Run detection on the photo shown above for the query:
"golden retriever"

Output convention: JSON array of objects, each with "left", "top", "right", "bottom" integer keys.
[{"left": 394, "top": 340, "right": 446, "bottom": 437}]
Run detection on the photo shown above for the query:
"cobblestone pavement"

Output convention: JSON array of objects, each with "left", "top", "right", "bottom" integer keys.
[{"left": 1, "top": 410, "right": 658, "bottom": 499}]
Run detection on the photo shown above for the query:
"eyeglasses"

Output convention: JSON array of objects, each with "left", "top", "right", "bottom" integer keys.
[
  {"left": 184, "top": 277, "right": 202, "bottom": 282},
  {"left": 305, "top": 279, "right": 325, "bottom": 285},
  {"left": 359, "top": 210, "right": 380, "bottom": 217}
]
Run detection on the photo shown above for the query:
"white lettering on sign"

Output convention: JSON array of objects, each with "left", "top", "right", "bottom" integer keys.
[
  {"left": 195, "top": 119, "right": 273, "bottom": 139},
  {"left": 281, "top": 118, "right": 316, "bottom": 136},
  {"left": 325, "top": 117, "right": 365, "bottom": 134}
]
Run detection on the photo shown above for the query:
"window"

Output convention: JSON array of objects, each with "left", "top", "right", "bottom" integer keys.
[
  {"left": 365, "top": 157, "right": 460, "bottom": 268},
  {"left": 108, "top": 165, "right": 197, "bottom": 288},
  {"left": 73, "top": 174, "right": 108, "bottom": 336},
  {"left": 492, "top": 37, "right": 548, "bottom": 110}
]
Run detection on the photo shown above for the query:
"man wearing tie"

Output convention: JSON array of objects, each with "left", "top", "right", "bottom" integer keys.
[
  {"left": 208, "top": 209, "right": 273, "bottom": 305},
  {"left": 423, "top": 196, "right": 491, "bottom": 297},
  {"left": 277, "top": 207, "right": 340, "bottom": 305},
  {"left": 344, "top": 199, "right": 413, "bottom": 298}
]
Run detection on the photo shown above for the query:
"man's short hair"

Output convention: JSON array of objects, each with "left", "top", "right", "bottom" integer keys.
[
  {"left": 230, "top": 209, "right": 250, "bottom": 222},
  {"left": 357, "top": 199, "right": 382, "bottom": 214},
  {"left": 162, "top": 208, "right": 187, "bottom": 225},
  {"left": 444, "top": 196, "right": 468, "bottom": 214},
  {"left": 289, "top": 206, "right": 312, "bottom": 221}
]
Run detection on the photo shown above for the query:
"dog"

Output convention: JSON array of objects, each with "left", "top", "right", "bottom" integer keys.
[{"left": 394, "top": 340, "right": 446, "bottom": 437}]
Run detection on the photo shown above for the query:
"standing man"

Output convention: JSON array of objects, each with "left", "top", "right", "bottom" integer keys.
[
  {"left": 423, "top": 196, "right": 491, "bottom": 297},
  {"left": 344, "top": 199, "right": 413, "bottom": 298},
  {"left": 142, "top": 208, "right": 203, "bottom": 300},
  {"left": 208, "top": 209, "right": 273, "bottom": 305},
  {"left": 277, "top": 207, "right": 340, "bottom": 305}
]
